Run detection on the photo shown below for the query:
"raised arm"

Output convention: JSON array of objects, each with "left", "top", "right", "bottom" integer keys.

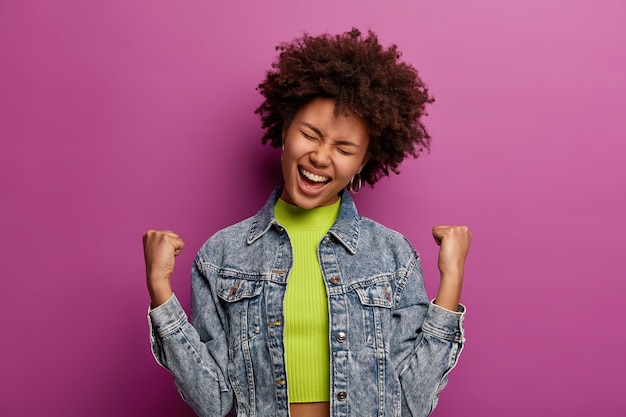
[
  {"left": 143, "top": 230, "right": 233, "bottom": 417},
  {"left": 392, "top": 225, "right": 471, "bottom": 416}
]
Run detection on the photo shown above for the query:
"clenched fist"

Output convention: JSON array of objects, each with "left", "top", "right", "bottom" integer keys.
[
  {"left": 142, "top": 230, "right": 185, "bottom": 307},
  {"left": 432, "top": 225, "right": 472, "bottom": 312}
]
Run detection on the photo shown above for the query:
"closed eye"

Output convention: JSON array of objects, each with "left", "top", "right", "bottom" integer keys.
[
  {"left": 301, "top": 123, "right": 324, "bottom": 140},
  {"left": 336, "top": 147, "right": 354, "bottom": 156},
  {"left": 301, "top": 130, "right": 318, "bottom": 140}
]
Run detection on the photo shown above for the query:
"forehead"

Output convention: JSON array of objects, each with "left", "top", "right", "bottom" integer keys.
[
  {"left": 294, "top": 97, "right": 369, "bottom": 140},
  {"left": 296, "top": 97, "right": 353, "bottom": 119}
]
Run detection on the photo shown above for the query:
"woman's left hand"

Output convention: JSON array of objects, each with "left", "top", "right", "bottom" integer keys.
[
  {"left": 433, "top": 225, "right": 472, "bottom": 279},
  {"left": 432, "top": 225, "right": 472, "bottom": 311}
]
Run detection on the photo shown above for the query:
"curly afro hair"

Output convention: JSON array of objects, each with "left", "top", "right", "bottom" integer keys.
[{"left": 255, "top": 28, "right": 434, "bottom": 186}]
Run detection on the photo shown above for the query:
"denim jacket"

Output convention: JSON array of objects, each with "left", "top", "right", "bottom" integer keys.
[{"left": 148, "top": 188, "right": 466, "bottom": 417}]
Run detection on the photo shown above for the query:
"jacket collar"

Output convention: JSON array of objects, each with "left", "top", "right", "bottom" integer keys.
[{"left": 247, "top": 187, "right": 360, "bottom": 254}]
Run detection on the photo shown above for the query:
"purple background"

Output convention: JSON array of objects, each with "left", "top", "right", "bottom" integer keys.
[{"left": 1, "top": 1, "right": 625, "bottom": 416}]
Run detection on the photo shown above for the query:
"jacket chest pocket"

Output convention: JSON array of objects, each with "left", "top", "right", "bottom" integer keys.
[
  {"left": 216, "top": 276, "right": 263, "bottom": 348},
  {"left": 354, "top": 281, "right": 394, "bottom": 349}
]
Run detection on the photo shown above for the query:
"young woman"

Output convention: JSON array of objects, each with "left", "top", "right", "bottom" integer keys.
[{"left": 143, "top": 29, "right": 471, "bottom": 417}]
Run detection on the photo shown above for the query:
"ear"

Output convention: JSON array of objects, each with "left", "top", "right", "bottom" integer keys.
[
  {"left": 281, "top": 125, "right": 288, "bottom": 149},
  {"left": 357, "top": 154, "right": 370, "bottom": 173}
]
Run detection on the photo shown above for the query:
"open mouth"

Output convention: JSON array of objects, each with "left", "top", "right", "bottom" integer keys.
[{"left": 299, "top": 167, "right": 331, "bottom": 189}]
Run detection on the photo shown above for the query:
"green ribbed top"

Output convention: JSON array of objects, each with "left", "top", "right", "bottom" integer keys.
[{"left": 274, "top": 198, "right": 340, "bottom": 403}]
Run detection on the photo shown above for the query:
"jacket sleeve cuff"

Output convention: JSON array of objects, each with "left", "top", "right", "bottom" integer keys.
[
  {"left": 147, "top": 293, "right": 189, "bottom": 338},
  {"left": 421, "top": 301, "right": 466, "bottom": 343}
]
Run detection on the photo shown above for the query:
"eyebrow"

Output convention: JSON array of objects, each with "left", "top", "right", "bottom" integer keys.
[{"left": 301, "top": 123, "right": 362, "bottom": 148}]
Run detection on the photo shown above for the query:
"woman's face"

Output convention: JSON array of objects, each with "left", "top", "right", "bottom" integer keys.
[{"left": 280, "top": 97, "right": 369, "bottom": 209}]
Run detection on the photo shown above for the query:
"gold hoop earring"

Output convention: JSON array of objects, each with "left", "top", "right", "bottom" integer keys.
[{"left": 349, "top": 173, "right": 362, "bottom": 194}]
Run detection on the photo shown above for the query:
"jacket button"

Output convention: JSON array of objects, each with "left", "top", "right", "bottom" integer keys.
[
  {"left": 336, "top": 331, "right": 346, "bottom": 343},
  {"left": 329, "top": 277, "right": 341, "bottom": 284},
  {"left": 337, "top": 391, "right": 347, "bottom": 401}
]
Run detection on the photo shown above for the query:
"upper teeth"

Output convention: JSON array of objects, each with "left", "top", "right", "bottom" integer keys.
[{"left": 301, "top": 169, "right": 328, "bottom": 183}]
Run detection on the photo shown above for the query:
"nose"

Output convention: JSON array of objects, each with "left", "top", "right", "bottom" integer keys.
[{"left": 309, "top": 143, "right": 331, "bottom": 167}]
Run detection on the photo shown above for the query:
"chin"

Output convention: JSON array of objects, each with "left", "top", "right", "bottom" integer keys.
[{"left": 292, "top": 196, "right": 321, "bottom": 209}]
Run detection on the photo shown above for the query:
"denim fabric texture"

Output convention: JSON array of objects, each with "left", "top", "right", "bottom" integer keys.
[{"left": 149, "top": 187, "right": 466, "bottom": 417}]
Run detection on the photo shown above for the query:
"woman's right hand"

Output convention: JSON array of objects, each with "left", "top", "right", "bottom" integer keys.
[{"left": 142, "top": 230, "right": 185, "bottom": 308}]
